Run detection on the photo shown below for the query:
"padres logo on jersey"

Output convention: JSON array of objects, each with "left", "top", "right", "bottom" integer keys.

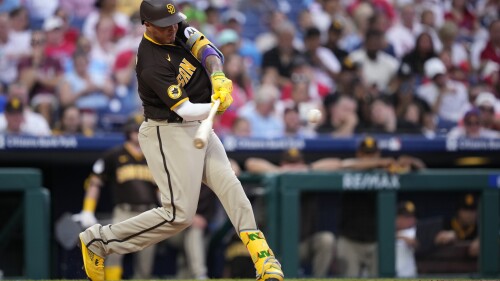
[
  {"left": 166, "top": 4, "right": 175, "bottom": 14},
  {"left": 167, "top": 85, "right": 182, "bottom": 99}
]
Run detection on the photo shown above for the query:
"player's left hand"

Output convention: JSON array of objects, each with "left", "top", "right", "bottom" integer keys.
[{"left": 211, "top": 71, "right": 233, "bottom": 102}]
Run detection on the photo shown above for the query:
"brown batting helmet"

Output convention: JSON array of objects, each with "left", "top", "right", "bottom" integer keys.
[{"left": 140, "top": 0, "right": 187, "bottom": 27}]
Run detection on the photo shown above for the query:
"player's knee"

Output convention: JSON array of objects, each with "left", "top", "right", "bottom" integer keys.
[{"left": 318, "top": 231, "right": 335, "bottom": 250}]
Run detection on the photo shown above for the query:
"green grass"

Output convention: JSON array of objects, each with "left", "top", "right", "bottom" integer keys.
[{"left": 35, "top": 279, "right": 500, "bottom": 281}]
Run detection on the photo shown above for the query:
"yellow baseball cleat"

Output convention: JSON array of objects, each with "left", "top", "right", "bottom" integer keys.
[
  {"left": 257, "top": 256, "right": 284, "bottom": 281},
  {"left": 79, "top": 234, "right": 104, "bottom": 281},
  {"left": 240, "top": 230, "right": 284, "bottom": 281}
]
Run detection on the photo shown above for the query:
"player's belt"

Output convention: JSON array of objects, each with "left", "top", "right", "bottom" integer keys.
[
  {"left": 116, "top": 203, "right": 157, "bottom": 212},
  {"left": 145, "top": 116, "right": 183, "bottom": 123}
]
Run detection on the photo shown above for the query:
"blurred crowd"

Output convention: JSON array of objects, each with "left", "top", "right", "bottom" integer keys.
[{"left": 0, "top": 0, "right": 500, "bottom": 139}]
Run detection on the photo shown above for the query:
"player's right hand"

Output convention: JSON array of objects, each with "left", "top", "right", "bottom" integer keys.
[{"left": 73, "top": 210, "right": 98, "bottom": 228}]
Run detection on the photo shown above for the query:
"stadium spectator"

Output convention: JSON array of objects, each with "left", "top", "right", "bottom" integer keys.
[
  {"left": 444, "top": 0, "right": 479, "bottom": 41},
  {"left": 414, "top": 8, "right": 443, "bottom": 52},
  {"left": 8, "top": 6, "right": 31, "bottom": 40},
  {"left": 417, "top": 57, "right": 470, "bottom": 126},
  {"left": 58, "top": 51, "right": 114, "bottom": 112},
  {"left": 261, "top": 21, "right": 301, "bottom": 88},
  {"left": 303, "top": 26, "right": 340, "bottom": 90},
  {"left": 255, "top": 10, "right": 292, "bottom": 53},
  {"left": 89, "top": 17, "right": 121, "bottom": 76},
  {"left": 43, "top": 16, "right": 76, "bottom": 64},
  {"left": 0, "top": 83, "right": 51, "bottom": 137},
  {"left": 366, "top": 96, "right": 422, "bottom": 134},
  {"left": 202, "top": 6, "right": 223, "bottom": 42},
  {"left": 396, "top": 200, "right": 418, "bottom": 278},
  {"left": 54, "top": 7, "right": 80, "bottom": 47},
  {"left": 245, "top": 148, "right": 336, "bottom": 278},
  {"left": 316, "top": 94, "right": 359, "bottom": 137},
  {"left": 0, "top": 12, "right": 30, "bottom": 86},
  {"left": 341, "top": 1, "right": 373, "bottom": 52},
  {"left": 18, "top": 29, "right": 63, "bottom": 126},
  {"left": 347, "top": 29, "right": 399, "bottom": 92},
  {"left": 447, "top": 108, "right": 500, "bottom": 138},
  {"left": 325, "top": 19, "right": 349, "bottom": 65},
  {"left": 116, "top": 0, "right": 141, "bottom": 17},
  {"left": 386, "top": 3, "right": 418, "bottom": 59},
  {"left": 434, "top": 193, "right": 480, "bottom": 258},
  {"left": 438, "top": 21, "right": 469, "bottom": 70},
  {"left": 282, "top": 106, "right": 316, "bottom": 138},
  {"left": 52, "top": 105, "right": 89, "bottom": 136},
  {"left": 22, "top": 0, "right": 58, "bottom": 29},
  {"left": 0, "top": 90, "right": 51, "bottom": 136},
  {"left": 475, "top": 91, "right": 500, "bottom": 131},
  {"left": 230, "top": 116, "right": 251, "bottom": 137},
  {"left": 238, "top": 84, "right": 284, "bottom": 138},
  {"left": 58, "top": 0, "right": 96, "bottom": 30},
  {"left": 82, "top": 0, "right": 130, "bottom": 41},
  {"left": 281, "top": 56, "right": 330, "bottom": 103},
  {"left": 400, "top": 32, "right": 438, "bottom": 79}
]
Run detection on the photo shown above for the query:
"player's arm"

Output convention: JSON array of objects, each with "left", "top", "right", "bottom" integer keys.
[
  {"left": 309, "top": 158, "right": 343, "bottom": 171},
  {"left": 339, "top": 157, "right": 395, "bottom": 171},
  {"left": 245, "top": 157, "right": 281, "bottom": 173},
  {"left": 76, "top": 174, "right": 102, "bottom": 228},
  {"left": 177, "top": 22, "right": 232, "bottom": 114}
]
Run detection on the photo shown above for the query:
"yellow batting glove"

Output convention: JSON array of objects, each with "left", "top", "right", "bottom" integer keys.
[
  {"left": 211, "top": 71, "right": 233, "bottom": 102},
  {"left": 212, "top": 90, "right": 233, "bottom": 114}
]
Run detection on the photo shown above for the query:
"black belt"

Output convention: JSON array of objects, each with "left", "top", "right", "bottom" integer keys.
[{"left": 145, "top": 116, "right": 183, "bottom": 123}]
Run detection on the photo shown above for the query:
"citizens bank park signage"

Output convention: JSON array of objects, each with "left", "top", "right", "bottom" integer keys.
[{"left": 342, "top": 173, "right": 400, "bottom": 190}]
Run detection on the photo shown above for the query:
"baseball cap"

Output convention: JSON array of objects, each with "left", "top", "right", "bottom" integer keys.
[
  {"left": 341, "top": 57, "right": 359, "bottom": 72},
  {"left": 358, "top": 136, "right": 379, "bottom": 154},
  {"left": 43, "top": 16, "right": 64, "bottom": 31},
  {"left": 221, "top": 10, "right": 246, "bottom": 25},
  {"left": 475, "top": 92, "right": 497, "bottom": 108},
  {"left": 424, "top": 58, "right": 447, "bottom": 79},
  {"left": 140, "top": 0, "right": 187, "bottom": 27},
  {"left": 328, "top": 19, "right": 344, "bottom": 33},
  {"left": 397, "top": 201, "right": 416, "bottom": 216},
  {"left": 458, "top": 193, "right": 477, "bottom": 210},
  {"left": 281, "top": 148, "right": 304, "bottom": 164},
  {"left": 216, "top": 29, "right": 239, "bottom": 46},
  {"left": 5, "top": 97, "right": 24, "bottom": 114}
]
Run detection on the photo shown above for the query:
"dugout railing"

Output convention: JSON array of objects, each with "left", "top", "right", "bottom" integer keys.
[
  {"left": 253, "top": 169, "right": 500, "bottom": 278},
  {"left": 0, "top": 168, "right": 50, "bottom": 279}
]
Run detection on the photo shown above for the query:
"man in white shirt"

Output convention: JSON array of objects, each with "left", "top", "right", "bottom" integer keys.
[
  {"left": 0, "top": 83, "right": 51, "bottom": 136},
  {"left": 0, "top": 13, "right": 31, "bottom": 85},
  {"left": 348, "top": 29, "right": 399, "bottom": 92},
  {"left": 417, "top": 58, "right": 470, "bottom": 124},
  {"left": 386, "top": 4, "right": 418, "bottom": 58}
]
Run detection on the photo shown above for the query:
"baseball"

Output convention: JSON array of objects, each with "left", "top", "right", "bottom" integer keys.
[{"left": 307, "top": 109, "right": 322, "bottom": 124}]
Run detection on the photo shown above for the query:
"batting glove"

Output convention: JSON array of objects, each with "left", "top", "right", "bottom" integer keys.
[
  {"left": 73, "top": 210, "right": 98, "bottom": 228},
  {"left": 211, "top": 90, "right": 233, "bottom": 114},
  {"left": 211, "top": 71, "right": 233, "bottom": 102}
]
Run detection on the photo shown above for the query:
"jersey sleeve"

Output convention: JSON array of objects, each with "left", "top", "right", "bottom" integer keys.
[
  {"left": 141, "top": 66, "right": 189, "bottom": 110},
  {"left": 91, "top": 149, "right": 115, "bottom": 184}
]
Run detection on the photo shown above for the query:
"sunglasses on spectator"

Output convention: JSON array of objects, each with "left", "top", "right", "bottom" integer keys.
[{"left": 478, "top": 106, "right": 494, "bottom": 113}]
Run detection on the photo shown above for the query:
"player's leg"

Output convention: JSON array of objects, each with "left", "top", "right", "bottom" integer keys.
[
  {"left": 133, "top": 244, "right": 156, "bottom": 279},
  {"left": 79, "top": 122, "right": 205, "bottom": 281},
  {"left": 183, "top": 226, "right": 208, "bottom": 279},
  {"left": 364, "top": 242, "right": 378, "bottom": 277},
  {"left": 308, "top": 231, "right": 335, "bottom": 277},
  {"left": 336, "top": 236, "right": 362, "bottom": 277},
  {"left": 202, "top": 131, "right": 283, "bottom": 281}
]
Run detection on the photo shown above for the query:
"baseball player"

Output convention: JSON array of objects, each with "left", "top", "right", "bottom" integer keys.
[
  {"left": 75, "top": 114, "right": 159, "bottom": 280},
  {"left": 78, "top": 1, "right": 284, "bottom": 281}
]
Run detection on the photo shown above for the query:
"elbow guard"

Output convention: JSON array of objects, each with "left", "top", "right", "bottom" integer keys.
[{"left": 182, "top": 25, "right": 224, "bottom": 64}]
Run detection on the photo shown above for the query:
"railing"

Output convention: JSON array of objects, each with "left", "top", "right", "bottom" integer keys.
[
  {"left": 249, "top": 170, "right": 500, "bottom": 278},
  {"left": 0, "top": 168, "right": 50, "bottom": 279}
]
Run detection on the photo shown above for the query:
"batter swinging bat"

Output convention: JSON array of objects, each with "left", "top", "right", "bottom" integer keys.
[{"left": 194, "top": 99, "right": 221, "bottom": 149}]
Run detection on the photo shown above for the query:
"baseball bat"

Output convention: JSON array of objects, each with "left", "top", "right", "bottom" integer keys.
[{"left": 194, "top": 99, "right": 220, "bottom": 149}]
